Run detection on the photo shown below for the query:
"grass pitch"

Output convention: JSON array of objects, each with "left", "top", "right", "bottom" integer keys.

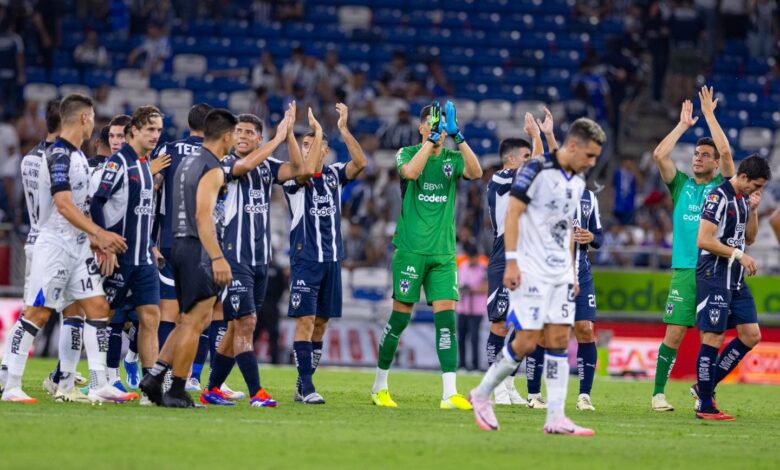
[{"left": 1, "top": 359, "right": 778, "bottom": 469}]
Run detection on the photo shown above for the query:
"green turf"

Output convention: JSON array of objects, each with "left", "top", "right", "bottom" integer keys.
[{"left": 1, "top": 359, "right": 779, "bottom": 469}]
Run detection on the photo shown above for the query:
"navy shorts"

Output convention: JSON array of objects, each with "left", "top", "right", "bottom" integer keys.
[
  {"left": 111, "top": 308, "right": 138, "bottom": 323},
  {"left": 574, "top": 276, "right": 597, "bottom": 322},
  {"left": 487, "top": 263, "right": 510, "bottom": 322},
  {"left": 696, "top": 278, "right": 758, "bottom": 333},
  {"left": 104, "top": 264, "right": 160, "bottom": 311},
  {"left": 222, "top": 261, "right": 268, "bottom": 320},
  {"left": 171, "top": 238, "right": 221, "bottom": 314},
  {"left": 288, "top": 259, "right": 342, "bottom": 319},
  {"left": 158, "top": 247, "right": 177, "bottom": 300}
]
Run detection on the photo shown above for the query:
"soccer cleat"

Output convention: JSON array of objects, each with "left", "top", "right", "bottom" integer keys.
[
  {"left": 652, "top": 393, "right": 675, "bottom": 411},
  {"left": 221, "top": 383, "right": 246, "bottom": 401},
  {"left": 507, "top": 387, "right": 528, "bottom": 406},
  {"left": 54, "top": 386, "right": 91, "bottom": 403},
  {"left": 139, "top": 374, "right": 164, "bottom": 406},
  {"left": 112, "top": 380, "right": 130, "bottom": 393},
  {"left": 74, "top": 372, "right": 88, "bottom": 387},
  {"left": 250, "top": 388, "right": 278, "bottom": 408},
  {"left": 440, "top": 393, "right": 473, "bottom": 410},
  {"left": 469, "top": 390, "right": 499, "bottom": 431},
  {"left": 124, "top": 360, "right": 140, "bottom": 390},
  {"left": 199, "top": 387, "right": 236, "bottom": 406},
  {"left": 696, "top": 407, "right": 735, "bottom": 420},
  {"left": 302, "top": 392, "right": 326, "bottom": 404},
  {"left": 139, "top": 393, "right": 153, "bottom": 406},
  {"left": 1, "top": 387, "right": 38, "bottom": 404},
  {"left": 527, "top": 394, "right": 548, "bottom": 409},
  {"left": 371, "top": 389, "right": 398, "bottom": 408},
  {"left": 43, "top": 375, "right": 58, "bottom": 396},
  {"left": 88, "top": 383, "right": 138, "bottom": 404},
  {"left": 690, "top": 383, "right": 716, "bottom": 411},
  {"left": 162, "top": 390, "right": 198, "bottom": 408},
  {"left": 293, "top": 390, "right": 304, "bottom": 402},
  {"left": 162, "top": 370, "right": 172, "bottom": 393},
  {"left": 493, "top": 382, "right": 511, "bottom": 405},
  {"left": 185, "top": 378, "right": 202, "bottom": 392},
  {"left": 576, "top": 394, "right": 596, "bottom": 411},
  {"left": 543, "top": 417, "right": 595, "bottom": 436}
]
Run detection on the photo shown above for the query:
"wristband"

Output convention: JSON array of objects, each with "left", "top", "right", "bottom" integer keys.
[
  {"left": 730, "top": 249, "right": 743, "bottom": 263},
  {"left": 453, "top": 131, "right": 465, "bottom": 145},
  {"left": 211, "top": 256, "right": 224, "bottom": 262},
  {"left": 505, "top": 251, "right": 519, "bottom": 261}
]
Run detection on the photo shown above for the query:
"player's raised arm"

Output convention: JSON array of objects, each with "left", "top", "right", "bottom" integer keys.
[
  {"left": 195, "top": 167, "right": 231, "bottom": 286},
  {"left": 524, "top": 112, "right": 545, "bottom": 157},
  {"left": 746, "top": 190, "right": 762, "bottom": 245},
  {"left": 278, "top": 101, "right": 306, "bottom": 182},
  {"left": 699, "top": 85, "right": 735, "bottom": 178},
  {"left": 537, "top": 107, "right": 559, "bottom": 152},
  {"left": 696, "top": 194, "right": 757, "bottom": 275},
  {"left": 295, "top": 108, "right": 324, "bottom": 184},
  {"left": 231, "top": 112, "right": 290, "bottom": 177},
  {"left": 336, "top": 103, "right": 367, "bottom": 180},
  {"left": 443, "top": 100, "right": 482, "bottom": 180},
  {"left": 770, "top": 208, "right": 780, "bottom": 244},
  {"left": 653, "top": 100, "right": 698, "bottom": 183},
  {"left": 400, "top": 102, "right": 440, "bottom": 181}
]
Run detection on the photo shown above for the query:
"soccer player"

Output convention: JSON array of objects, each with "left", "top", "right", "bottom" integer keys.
[
  {"left": 693, "top": 155, "right": 769, "bottom": 420},
  {"left": 201, "top": 105, "right": 301, "bottom": 408},
  {"left": 371, "top": 100, "right": 482, "bottom": 410},
  {"left": 285, "top": 104, "right": 366, "bottom": 404},
  {"left": 139, "top": 109, "right": 237, "bottom": 408},
  {"left": 1, "top": 94, "right": 130, "bottom": 404},
  {"left": 770, "top": 209, "right": 780, "bottom": 244},
  {"left": 88, "top": 115, "right": 131, "bottom": 191},
  {"left": 469, "top": 117, "right": 604, "bottom": 435},
  {"left": 650, "top": 87, "right": 735, "bottom": 411},
  {"left": 90, "top": 106, "right": 167, "bottom": 403}
]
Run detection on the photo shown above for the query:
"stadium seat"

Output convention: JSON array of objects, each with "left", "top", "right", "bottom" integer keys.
[
  {"left": 228, "top": 90, "right": 255, "bottom": 114},
  {"left": 50, "top": 68, "right": 81, "bottom": 85},
  {"left": 373, "top": 97, "right": 409, "bottom": 123},
  {"left": 338, "top": 6, "right": 372, "bottom": 32},
  {"left": 495, "top": 119, "right": 522, "bottom": 141},
  {"left": 115, "top": 68, "right": 150, "bottom": 89},
  {"left": 58, "top": 84, "right": 92, "bottom": 98},
  {"left": 373, "top": 149, "right": 398, "bottom": 170},
  {"left": 125, "top": 88, "right": 160, "bottom": 109},
  {"left": 23, "top": 83, "right": 59, "bottom": 103},
  {"left": 160, "top": 88, "right": 194, "bottom": 111},
  {"left": 512, "top": 100, "right": 547, "bottom": 122},
  {"left": 172, "top": 53, "right": 208, "bottom": 77},
  {"left": 739, "top": 127, "right": 773, "bottom": 152},
  {"left": 451, "top": 99, "right": 477, "bottom": 122},
  {"left": 480, "top": 153, "right": 502, "bottom": 168},
  {"left": 477, "top": 99, "right": 512, "bottom": 121}
]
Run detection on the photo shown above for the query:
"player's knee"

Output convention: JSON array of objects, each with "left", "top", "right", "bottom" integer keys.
[
  {"left": 740, "top": 329, "right": 761, "bottom": 348},
  {"left": 575, "top": 322, "right": 595, "bottom": 342},
  {"left": 295, "top": 315, "right": 315, "bottom": 336},
  {"left": 24, "top": 308, "right": 51, "bottom": 328},
  {"left": 663, "top": 325, "right": 686, "bottom": 348},
  {"left": 392, "top": 300, "right": 414, "bottom": 313}
]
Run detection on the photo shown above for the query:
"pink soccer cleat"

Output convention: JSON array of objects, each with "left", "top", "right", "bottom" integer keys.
[
  {"left": 469, "top": 390, "right": 499, "bottom": 431},
  {"left": 543, "top": 417, "right": 595, "bottom": 436}
]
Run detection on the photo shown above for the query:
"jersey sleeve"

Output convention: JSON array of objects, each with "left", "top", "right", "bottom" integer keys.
[
  {"left": 93, "top": 157, "right": 125, "bottom": 199},
  {"left": 283, "top": 179, "right": 303, "bottom": 194},
  {"left": 329, "top": 162, "right": 349, "bottom": 184},
  {"left": 665, "top": 170, "right": 688, "bottom": 202},
  {"left": 588, "top": 193, "right": 604, "bottom": 249},
  {"left": 453, "top": 151, "right": 465, "bottom": 180},
  {"left": 222, "top": 157, "right": 238, "bottom": 184},
  {"left": 151, "top": 144, "right": 168, "bottom": 179},
  {"left": 701, "top": 190, "right": 726, "bottom": 225},
  {"left": 267, "top": 157, "right": 283, "bottom": 184},
  {"left": 509, "top": 159, "right": 543, "bottom": 203},
  {"left": 395, "top": 146, "right": 415, "bottom": 176},
  {"left": 48, "top": 146, "right": 72, "bottom": 195}
]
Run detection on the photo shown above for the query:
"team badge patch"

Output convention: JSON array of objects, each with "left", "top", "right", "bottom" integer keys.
[
  {"left": 665, "top": 303, "right": 674, "bottom": 316},
  {"left": 230, "top": 294, "right": 241, "bottom": 312},
  {"left": 707, "top": 194, "right": 720, "bottom": 203},
  {"left": 291, "top": 292, "right": 301, "bottom": 309},
  {"left": 106, "top": 162, "right": 119, "bottom": 172},
  {"left": 497, "top": 299, "right": 508, "bottom": 314},
  {"left": 709, "top": 308, "right": 720, "bottom": 325},
  {"left": 259, "top": 166, "right": 271, "bottom": 185},
  {"left": 399, "top": 279, "right": 410, "bottom": 294},
  {"left": 325, "top": 173, "right": 337, "bottom": 188},
  {"left": 442, "top": 163, "right": 453, "bottom": 178}
]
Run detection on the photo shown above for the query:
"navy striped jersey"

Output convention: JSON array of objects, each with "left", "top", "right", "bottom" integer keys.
[
  {"left": 486, "top": 167, "right": 516, "bottom": 269},
  {"left": 573, "top": 189, "right": 603, "bottom": 282},
  {"left": 221, "top": 152, "right": 284, "bottom": 266},
  {"left": 283, "top": 162, "right": 350, "bottom": 263},
  {"left": 153, "top": 135, "right": 203, "bottom": 249},
  {"left": 21, "top": 140, "right": 54, "bottom": 246},
  {"left": 173, "top": 146, "right": 226, "bottom": 240},
  {"left": 697, "top": 180, "right": 750, "bottom": 289},
  {"left": 93, "top": 143, "right": 155, "bottom": 266}
]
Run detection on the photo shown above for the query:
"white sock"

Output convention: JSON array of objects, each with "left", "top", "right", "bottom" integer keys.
[
  {"left": 442, "top": 372, "right": 457, "bottom": 399},
  {"left": 84, "top": 319, "right": 108, "bottom": 390},
  {"left": 475, "top": 345, "right": 520, "bottom": 399},
  {"left": 543, "top": 352, "right": 569, "bottom": 423},
  {"left": 5, "top": 319, "right": 38, "bottom": 388},
  {"left": 372, "top": 368, "right": 389, "bottom": 394},
  {"left": 125, "top": 350, "right": 139, "bottom": 363},
  {"left": 503, "top": 375, "right": 517, "bottom": 391},
  {"left": 59, "top": 372, "right": 76, "bottom": 392},
  {"left": 58, "top": 317, "right": 83, "bottom": 375},
  {"left": 108, "top": 367, "right": 120, "bottom": 384}
]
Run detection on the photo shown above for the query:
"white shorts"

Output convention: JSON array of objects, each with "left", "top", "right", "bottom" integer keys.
[
  {"left": 23, "top": 244, "right": 33, "bottom": 304},
  {"left": 23, "top": 235, "right": 104, "bottom": 311},
  {"left": 507, "top": 273, "right": 576, "bottom": 331}
]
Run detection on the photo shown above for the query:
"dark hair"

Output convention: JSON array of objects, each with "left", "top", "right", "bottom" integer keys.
[
  {"left": 695, "top": 137, "right": 720, "bottom": 159},
  {"left": 237, "top": 113, "right": 263, "bottom": 134},
  {"left": 59, "top": 93, "right": 93, "bottom": 122},
  {"left": 188, "top": 103, "right": 214, "bottom": 132},
  {"left": 737, "top": 155, "right": 772, "bottom": 181},
  {"left": 303, "top": 130, "right": 329, "bottom": 142},
  {"left": 98, "top": 125, "right": 110, "bottom": 147},
  {"left": 127, "top": 105, "right": 163, "bottom": 135},
  {"left": 109, "top": 114, "right": 131, "bottom": 129},
  {"left": 203, "top": 109, "right": 238, "bottom": 141},
  {"left": 499, "top": 138, "right": 532, "bottom": 158},
  {"left": 566, "top": 118, "right": 606, "bottom": 146},
  {"left": 419, "top": 104, "right": 433, "bottom": 122},
  {"left": 45, "top": 99, "right": 61, "bottom": 133}
]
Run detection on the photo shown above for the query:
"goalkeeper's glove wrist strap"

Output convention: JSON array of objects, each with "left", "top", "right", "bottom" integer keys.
[{"left": 453, "top": 132, "right": 465, "bottom": 144}]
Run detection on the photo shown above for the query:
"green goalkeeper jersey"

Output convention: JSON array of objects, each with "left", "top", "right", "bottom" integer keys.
[{"left": 393, "top": 144, "right": 465, "bottom": 256}]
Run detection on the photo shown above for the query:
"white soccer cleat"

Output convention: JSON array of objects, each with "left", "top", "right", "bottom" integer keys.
[
  {"left": 220, "top": 383, "right": 246, "bottom": 401},
  {"left": 543, "top": 416, "right": 595, "bottom": 436},
  {"left": 527, "top": 394, "right": 548, "bottom": 409},
  {"left": 185, "top": 378, "right": 202, "bottom": 392},
  {"left": 576, "top": 394, "right": 596, "bottom": 411},
  {"left": 88, "top": 383, "right": 138, "bottom": 404},
  {"left": 139, "top": 393, "right": 153, "bottom": 406},
  {"left": 43, "top": 376, "right": 58, "bottom": 396},
  {"left": 493, "top": 382, "right": 511, "bottom": 405},
  {"left": 1, "top": 387, "right": 38, "bottom": 404},
  {"left": 505, "top": 380, "right": 528, "bottom": 406},
  {"left": 74, "top": 372, "right": 88, "bottom": 387},
  {"left": 651, "top": 393, "right": 674, "bottom": 412},
  {"left": 54, "top": 386, "right": 91, "bottom": 403},
  {"left": 302, "top": 392, "right": 325, "bottom": 404}
]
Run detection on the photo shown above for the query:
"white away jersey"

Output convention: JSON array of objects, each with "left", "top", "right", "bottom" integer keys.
[{"left": 21, "top": 140, "right": 52, "bottom": 246}]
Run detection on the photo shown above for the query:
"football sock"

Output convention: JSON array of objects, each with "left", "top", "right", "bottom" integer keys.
[
  {"left": 4, "top": 319, "right": 38, "bottom": 391},
  {"left": 507, "top": 330, "right": 520, "bottom": 377},
  {"left": 312, "top": 341, "right": 324, "bottom": 374},
  {"left": 59, "top": 372, "right": 76, "bottom": 393},
  {"left": 235, "top": 351, "right": 261, "bottom": 396},
  {"left": 142, "top": 368, "right": 151, "bottom": 377},
  {"left": 544, "top": 350, "right": 569, "bottom": 424},
  {"left": 526, "top": 345, "right": 545, "bottom": 395},
  {"left": 107, "top": 322, "right": 123, "bottom": 382},
  {"left": 653, "top": 343, "right": 677, "bottom": 396},
  {"left": 475, "top": 343, "right": 521, "bottom": 399},
  {"left": 696, "top": 344, "right": 719, "bottom": 410},
  {"left": 485, "top": 332, "right": 504, "bottom": 367},
  {"left": 714, "top": 338, "right": 752, "bottom": 385},
  {"left": 84, "top": 319, "right": 109, "bottom": 390},
  {"left": 207, "top": 353, "right": 235, "bottom": 390},
  {"left": 372, "top": 368, "right": 389, "bottom": 394},
  {"left": 577, "top": 342, "right": 597, "bottom": 395},
  {"left": 293, "top": 341, "right": 314, "bottom": 396},
  {"left": 59, "top": 317, "right": 83, "bottom": 381},
  {"left": 51, "top": 362, "right": 61, "bottom": 383},
  {"left": 376, "top": 311, "right": 411, "bottom": 369},
  {"left": 191, "top": 328, "right": 209, "bottom": 382},
  {"left": 434, "top": 310, "right": 457, "bottom": 373},
  {"left": 158, "top": 321, "right": 175, "bottom": 350},
  {"left": 127, "top": 319, "right": 139, "bottom": 357},
  {"left": 148, "top": 360, "right": 171, "bottom": 380},
  {"left": 209, "top": 320, "right": 227, "bottom": 362},
  {"left": 0, "top": 341, "right": 10, "bottom": 388}
]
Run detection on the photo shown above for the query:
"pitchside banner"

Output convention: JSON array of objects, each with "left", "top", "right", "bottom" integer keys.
[{"left": 593, "top": 271, "right": 780, "bottom": 314}]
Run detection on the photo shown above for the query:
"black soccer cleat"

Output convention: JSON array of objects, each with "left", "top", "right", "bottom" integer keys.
[
  {"left": 139, "top": 374, "right": 164, "bottom": 406},
  {"left": 161, "top": 390, "right": 196, "bottom": 408}
]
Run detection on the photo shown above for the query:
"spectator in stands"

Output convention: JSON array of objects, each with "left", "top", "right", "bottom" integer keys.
[
  {"left": 109, "top": 0, "right": 130, "bottom": 40},
  {"left": 720, "top": 0, "right": 750, "bottom": 40},
  {"left": 323, "top": 51, "right": 352, "bottom": 99},
  {"left": 382, "top": 169, "right": 402, "bottom": 224},
  {"left": 571, "top": 56, "right": 613, "bottom": 126},
  {"left": 285, "top": 83, "right": 318, "bottom": 134},
  {"left": 274, "top": 0, "right": 304, "bottom": 21},
  {"left": 249, "top": 86, "right": 269, "bottom": 130},
  {"left": 93, "top": 83, "right": 121, "bottom": 119},
  {"left": 281, "top": 46, "right": 305, "bottom": 95},
  {"left": 343, "top": 217, "right": 380, "bottom": 270},
  {"left": 613, "top": 158, "right": 638, "bottom": 225},
  {"left": 456, "top": 244, "right": 487, "bottom": 371},
  {"left": 250, "top": 0, "right": 273, "bottom": 24},
  {"left": 643, "top": 1, "right": 670, "bottom": 107},
  {"left": 376, "top": 51, "right": 414, "bottom": 98},
  {"left": 695, "top": 0, "right": 718, "bottom": 60},
  {"left": 635, "top": 226, "right": 672, "bottom": 269},
  {"left": 748, "top": 0, "right": 777, "bottom": 58},
  {"left": 601, "top": 37, "right": 638, "bottom": 140},
  {"left": 127, "top": 21, "right": 172, "bottom": 76},
  {"left": 666, "top": 1, "right": 703, "bottom": 109},
  {"left": 255, "top": 257, "right": 286, "bottom": 364},
  {"left": 596, "top": 222, "right": 633, "bottom": 267},
  {"left": 299, "top": 50, "right": 327, "bottom": 98},
  {"left": 251, "top": 51, "right": 280, "bottom": 91},
  {"left": 345, "top": 170, "right": 379, "bottom": 227},
  {"left": 15, "top": 100, "right": 46, "bottom": 155},
  {"left": 345, "top": 70, "right": 376, "bottom": 120},
  {"left": 31, "top": 0, "right": 63, "bottom": 72},
  {"left": 377, "top": 108, "right": 417, "bottom": 150},
  {"left": 424, "top": 57, "right": 454, "bottom": 97},
  {"left": 0, "top": 5, "right": 24, "bottom": 120},
  {"left": 0, "top": 118, "right": 20, "bottom": 222},
  {"left": 73, "top": 30, "right": 109, "bottom": 76}
]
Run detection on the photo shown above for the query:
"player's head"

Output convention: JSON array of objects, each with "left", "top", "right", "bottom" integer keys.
[
  {"left": 188, "top": 103, "right": 214, "bottom": 136},
  {"left": 126, "top": 106, "right": 164, "bottom": 154},
  {"left": 203, "top": 109, "right": 238, "bottom": 155},
  {"left": 562, "top": 118, "right": 605, "bottom": 173},
  {"left": 95, "top": 125, "right": 111, "bottom": 156},
  {"left": 45, "top": 99, "right": 61, "bottom": 136},
  {"left": 59, "top": 93, "right": 95, "bottom": 140},
  {"left": 302, "top": 130, "right": 329, "bottom": 165},
  {"left": 234, "top": 114, "right": 264, "bottom": 157},
  {"left": 734, "top": 155, "right": 771, "bottom": 195},
  {"left": 418, "top": 104, "right": 447, "bottom": 148},
  {"left": 692, "top": 137, "right": 720, "bottom": 177},
  {"left": 499, "top": 138, "right": 532, "bottom": 169},
  {"left": 108, "top": 114, "right": 131, "bottom": 153}
]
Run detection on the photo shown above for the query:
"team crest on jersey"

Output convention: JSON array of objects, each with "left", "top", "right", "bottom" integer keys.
[
  {"left": 666, "top": 303, "right": 674, "bottom": 316},
  {"left": 709, "top": 308, "right": 720, "bottom": 325},
  {"left": 497, "top": 299, "right": 508, "bottom": 314},
  {"left": 325, "top": 173, "right": 337, "bottom": 188},
  {"left": 259, "top": 166, "right": 271, "bottom": 185},
  {"left": 442, "top": 163, "right": 453, "bottom": 178},
  {"left": 230, "top": 295, "right": 241, "bottom": 312},
  {"left": 291, "top": 292, "right": 301, "bottom": 309},
  {"left": 399, "top": 279, "right": 410, "bottom": 294},
  {"left": 551, "top": 219, "right": 568, "bottom": 248},
  {"left": 581, "top": 201, "right": 591, "bottom": 218}
]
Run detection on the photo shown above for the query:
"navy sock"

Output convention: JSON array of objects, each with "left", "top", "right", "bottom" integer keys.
[
  {"left": 158, "top": 321, "right": 175, "bottom": 350},
  {"left": 107, "top": 322, "right": 124, "bottom": 369},
  {"left": 312, "top": 341, "right": 324, "bottom": 375},
  {"left": 714, "top": 338, "right": 752, "bottom": 385},
  {"left": 486, "top": 332, "right": 504, "bottom": 367},
  {"left": 209, "top": 320, "right": 227, "bottom": 362},
  {"left": 207, "top": 353, "right": 236, "bottom": 390},
  {"left": 128, "top": 319, "right": 139, "bottom": 354},
  {"left": 235, "top": 351, "right": 261, "bottom": 397},
  {"left": 191, "top": 329, "right": 209, "bottom": 381},
  {"left": 142, "top": 367, "right": 151, "bottom": 377},
  {"left": 293, "top": 341, "right": 314, "bottom": 396},
  {"left": 526, "top": 345, "right": 545, "bottom": 394},
  {"left": 577, "top": 342, "right": 597, "bottom": 395},
  {"left": 697, "top": 344, "right": 719, "bottom": 410}
]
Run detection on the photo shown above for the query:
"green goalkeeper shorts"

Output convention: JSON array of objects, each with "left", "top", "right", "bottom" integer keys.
[
  {"left": 391, "top": 249, "right": 458, "bottom": 304},
  {"left": 664, "top": 268, "right": 697, "bottom": 327}
]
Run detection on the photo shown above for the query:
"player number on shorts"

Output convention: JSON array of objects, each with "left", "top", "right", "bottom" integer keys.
[
  {"left": 562, "top": 304, "right": 569, "bottom": 318},
  {"left": 588, "top": 294, "right": 596, "bottom": 308},
  {"left": 80, "top": 278, "right": 94, "bottom": 292}
]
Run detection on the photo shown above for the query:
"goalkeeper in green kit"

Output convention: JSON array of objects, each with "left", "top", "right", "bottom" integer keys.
[{"left": 371, "top": 101, "right": 483, "bottom": 410}]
